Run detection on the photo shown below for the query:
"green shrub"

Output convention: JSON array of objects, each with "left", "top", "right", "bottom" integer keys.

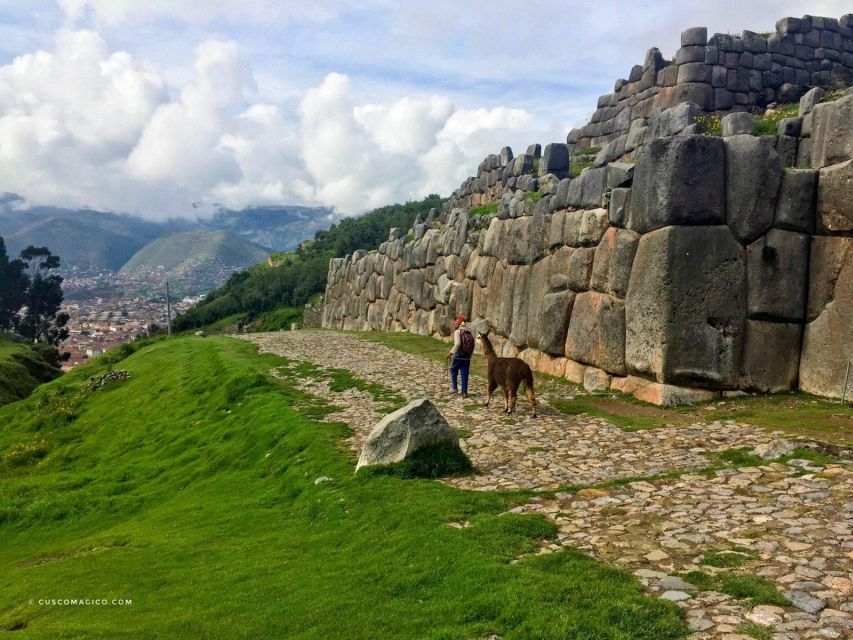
[
  {"left": 468, "top": 202, "right": 499, "bottom": 218},
  {"left": 753, "top": 103, "right": 799, "bottom": 135},
  {"left": 696, "top": 114, "right": 721, "bottom": 136}
]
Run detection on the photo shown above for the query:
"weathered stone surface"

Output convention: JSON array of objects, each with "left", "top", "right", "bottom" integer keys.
[
  {"left": 626, "top": 226, "right": 746, "bottom": 388},
  {"left": 725, "top": 135, "right": 782, "bottom": 243},
  {"left": 798, "top": 86, "right": 826, "bottom": 116},
  {"left": 566, "top": 247, "right": 596, "bottom": 292},
  {"left": 817, "top": 159, "right": 853, "bottom": 233},
  {"left": 524, "top": 257, "right": 552, "bottom": 350},
  {"left": 746, "top": 228, "right": 810, "bottom": 321},
  {"left": 583, "top": 367, "right": 612, "bottom": 392},
  {"left": 563, "top": 359, "right": 587, "bottom": 384},
  {"left": 721, "top": 112, "right": 755, "bottom": 137},
  {"left": 775, "top": 168, "right": 817, "bottom": 233},
  {"left": 681, "top": 26, "right": 708, "bottom": 47},
  {"left": 538, "top": 290, "right": 575, "bottom": 355},
  {"left": 565, "top": 291, "right": 626, "bottom": 375},
  {"left": 590, "top": 227, "right": 641, "bottom": 298},
  {"left": 633, "top": 382, "right": 718, "bottom": 407},
  {"left": 811, "top": 93, "right": 853, "bottom": 168},
  {"left": 509, "top": 266, "right": 530, "bottom": 347},
  {"left": 542, "top": 143, "right": 570, "bottom": 176},
  {"left": 566, "top": 167, "right": 608, "bottom": 210},
  {"left": 800, "top": 237, "right": 853, "bottom": 398},
  {"left": 631, "top": 135, "right": 726, "bottom": 233},
  {"left": 606, "top": 162, "right": 634, "bottom": 188},
  {"left": 739, "top": 320, "right": 802, "bottom": 392},
  {"left": 356, "top": 398, "right": 460, "bottom": 471},
  {"left": 609, "top": 188, "right": 631, "bottom": 228}
]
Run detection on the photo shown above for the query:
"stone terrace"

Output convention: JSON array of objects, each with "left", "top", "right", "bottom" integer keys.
[{"left": 243, "top": 330, "right": 853, "bottom": 640}]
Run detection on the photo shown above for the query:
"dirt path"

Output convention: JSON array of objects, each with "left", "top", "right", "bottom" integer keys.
[{"left": 243, "top": 331, "right": 853, "bottom": 640}]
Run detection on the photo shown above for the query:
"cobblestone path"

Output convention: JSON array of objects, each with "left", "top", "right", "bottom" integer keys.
[{"left": 243, "top": 331, "right": 853, "bottom": 640}]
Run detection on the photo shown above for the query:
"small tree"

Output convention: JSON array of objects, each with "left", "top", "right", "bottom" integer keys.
[
  {"left": 0, "top": 237, "right": 29, "bottom": 331},
  {"left": 16, "top": 246, "right": 69, "bottom": 348}
]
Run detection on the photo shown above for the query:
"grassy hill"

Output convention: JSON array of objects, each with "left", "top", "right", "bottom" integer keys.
[
  {"left": 174, "top": 195, "right": 445, "bottom": 332},
  {"left": 0, "top": 336, "right": 685, "bottom": 638},
  {"left": 0, "top": 336, "right": 62, "bottom": 406},
  {"left": 120, "top": 229, "right": 269, "bottom": 277}
]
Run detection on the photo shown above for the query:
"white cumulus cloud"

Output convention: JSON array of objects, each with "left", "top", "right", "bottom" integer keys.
[{"left": 0, "top": 27, "right": 557, "bottom": 219}]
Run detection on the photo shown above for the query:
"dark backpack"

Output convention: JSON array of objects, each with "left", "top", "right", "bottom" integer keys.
[{"left": 459, "top": 328, "right": 475, "bottom": 356}]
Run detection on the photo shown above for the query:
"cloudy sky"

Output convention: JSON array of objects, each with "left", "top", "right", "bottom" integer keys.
[{"left": 0, "top": 0, "right": 848, "bottom": 219}]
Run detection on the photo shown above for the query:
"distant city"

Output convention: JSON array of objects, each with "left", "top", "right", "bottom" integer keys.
[{"left": 59, "top": 265, "right": 241, "bottom": 370}]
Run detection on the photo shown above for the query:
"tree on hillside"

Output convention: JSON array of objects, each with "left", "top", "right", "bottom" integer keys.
[
  {"left": 0, "top": 237, "right": 30, "bottom": 331},
  {"left": 15, "top": 246, "right": 69, "bottom": 349}
]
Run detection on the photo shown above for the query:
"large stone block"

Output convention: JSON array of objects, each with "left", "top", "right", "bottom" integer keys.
[
  {"left": 549, "top": 246, "right": 574, "bottom": 290},
  {"left": 566, "top": 167, "right": 608, "bottom": 209},
  {"left": 565, "top": 291, "right": 627, "bottom": 375},
  {"left": 542, "top": 143, "right": 570, "bottom": 175},
  {"left": 626, "top": 226, "right": 746, "bottom": 388},
  {"left": 774, "top": 168, "right": 817, "bottom": 233},
  {"left": 538, "top": 290, "right": 576, "bottom": 356},
  {"left": 739, "top": 320, "right": 802, "bottom": 392},
  {"left": 746, "top": 229, "right": 809, "bottom": 322},
  {"left": 590, "top": 227, "right": 641, "bottom": 298},
  {"left": 630, "top": 135, "right": 726, "bottom": 233},
  {"left": 817, "top": 159, "right": 853, "bottom": 233},
  {"left": 725, "top": 134, "right": 782, "bottom": 243},
  {"left": 811, "top": 93, "right": 853, "bottom": 168},
  {"left": 800, "top": 237, "right": 853, "bottom": 398},
  {"left": 524, "top": 257, "right": 553, "bottom": 350},
  {"left": 609, "top": 187, "right": 631, "bottom": 228},
  {"left": 509, "top": 266, "right": 530, "bottom": 347},
  {"left": 566, "top": 247, "right": 596, "bottom": 292}
]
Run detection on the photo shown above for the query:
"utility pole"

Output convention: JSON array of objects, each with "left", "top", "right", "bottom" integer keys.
[{"left": 165, "top": 280, "right": 172, "bottom": 337}]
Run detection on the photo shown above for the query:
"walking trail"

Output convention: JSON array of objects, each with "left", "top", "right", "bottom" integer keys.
[{"left": 243, "top": 330, "right": 853, "bottom": 640}]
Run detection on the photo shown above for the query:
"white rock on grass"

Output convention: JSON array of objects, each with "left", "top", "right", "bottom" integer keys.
[{"left": 356, "top": 398, "right": 460, "bottom": 471}]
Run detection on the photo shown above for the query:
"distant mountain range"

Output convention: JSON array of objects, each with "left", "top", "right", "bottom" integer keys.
[
  {"left": 120, "top": 229, "right": 269, "bottom": 277},
  {"left": 0, "top": 197, "right": 333, "bottom": 274}
]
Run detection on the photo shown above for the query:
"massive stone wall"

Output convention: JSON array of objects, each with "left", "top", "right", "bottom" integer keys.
[
  {"left": 322, "top": 16, "right": 853, "bottom": 405},
  {"left": 568, "top": 15, "right": 853, "bottom": 153}
]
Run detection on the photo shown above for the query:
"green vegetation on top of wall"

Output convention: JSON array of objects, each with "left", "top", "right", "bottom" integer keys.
[
  {"left": 753, "top": 102, "right": 799, "bottom": 135},
  {"left": 174, "top": 194, "right": 445, "bottom": 332},
  {"left": 469, "top": 202, "right": 499, "bottom": 218},
  {"left": 0, "top": 336, "right": 687, "bottom": 639}
]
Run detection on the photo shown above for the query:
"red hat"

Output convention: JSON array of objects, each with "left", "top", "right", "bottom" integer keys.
[{"left": 455, "top": 316, "right": 466, "bottom": 324}]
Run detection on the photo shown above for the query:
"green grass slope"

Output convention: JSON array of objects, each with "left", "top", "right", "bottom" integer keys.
[
  {"left": 0, "top": 337, "right": 686, "bottom": 639},
  {"left": 120, "top": 229, "right": 268, "bottom": 276},
  {"left": 0, "top": 337, "right": 61, "bottom": 406}
]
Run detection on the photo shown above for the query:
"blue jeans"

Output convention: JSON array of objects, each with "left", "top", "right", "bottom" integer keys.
[{"left": 450, "top": 356, "right": 470, "bottom": 395}]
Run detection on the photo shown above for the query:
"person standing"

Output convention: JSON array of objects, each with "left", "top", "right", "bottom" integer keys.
[{"left": 447, "top": 316, "right": 474, "bottom": 398}]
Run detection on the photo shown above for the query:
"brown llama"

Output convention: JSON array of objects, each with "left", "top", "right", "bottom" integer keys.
[{"left": 476, "top": 331, "right": 537, "bottom": 417}]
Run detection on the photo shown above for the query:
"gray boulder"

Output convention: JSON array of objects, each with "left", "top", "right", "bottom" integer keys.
[
  {"left": 626, "top": 226, "right": 746, "bottom": 388},
  {"left": 356, "top": 398, "right": 460, "bottom": 471},
  {"left": 746, "top": 228, "right": 809, "bottom": 322},
  {"left": 798, "top": 87, "right": 826, "bottom": 116},
  {"left": 566, "top": 167, "right": 608, "bottom": 209},
  {"left": 630, "top": 135, "right": 726, "bottom": 233},
  {"left": 721, "top": 112, "right": 754, "bottom": 137},
  {"left": 774, "top": 168, "right": 816, "bottom": 233},
  {"left": 566, "top": 247, "right": 596, "bottom": 291},
  {"left": 725, "top": 135, "right": 782, "bottom": 243}
]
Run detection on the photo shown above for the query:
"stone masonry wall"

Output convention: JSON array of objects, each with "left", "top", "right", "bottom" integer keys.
[
  {"left": 322, "top": 16, "right": 853, "bottom": 405},
  {"left": 567, "top": 15, "right": 853, "bottom": 154}
]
